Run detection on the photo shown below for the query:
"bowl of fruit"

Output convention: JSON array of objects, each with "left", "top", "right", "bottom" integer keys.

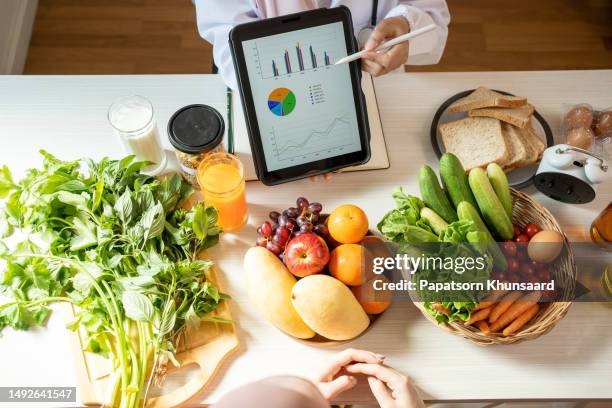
[{"left": 243, "top": 197, "right": 392, "bottom": 345}]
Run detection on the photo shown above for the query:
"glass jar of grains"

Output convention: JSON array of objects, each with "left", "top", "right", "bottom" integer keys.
[{"left": 167, "top": 104, "right": 225, "bottom": 187}]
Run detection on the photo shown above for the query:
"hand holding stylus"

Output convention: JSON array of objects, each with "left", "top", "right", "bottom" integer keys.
[{"left": 336, "top": 20, "right": 437, "bottom": 77}]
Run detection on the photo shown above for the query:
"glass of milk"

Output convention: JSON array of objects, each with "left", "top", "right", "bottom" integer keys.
[{"left": 108, "top": 95, "right": 167, "bottom": 175}]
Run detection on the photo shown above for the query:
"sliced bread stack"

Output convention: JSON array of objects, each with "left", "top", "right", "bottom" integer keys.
[{"left": 440, "top": 87, "right": 546, "bottom": 172}]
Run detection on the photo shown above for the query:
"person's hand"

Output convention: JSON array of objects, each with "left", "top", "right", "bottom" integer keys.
[
  {"left": 345, "top": 363, "right": 424, "bottom": 408},
  {"left": 361, "top": 16, "right": 410, "bottom": 77},
  {"left": 311, "top": 348, "right": 385, "bottom": 400},
  {"left": 309, "top": 173, "right": 333, "bottom": 182}
]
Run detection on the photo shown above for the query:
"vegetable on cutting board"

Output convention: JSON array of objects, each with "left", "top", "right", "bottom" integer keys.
[
  {"left": 457, "top": 201, "right": 507, "bottom": 271},
  {"left": 468, "top": 168, "right": 514, "bottom": 240},
  {"left": 439, "top": 152, "right": 479, "bottom": 210},
  {"left": 420, "top": 207, "right": 448, "bottom": 236},
  {"left": 419, "top": 165, "right": 458, "bottom": 223},
  {"left": 487, "top": 163, "right": 513, "bottom": 220},
  {"left": 0, "top": 152, "right": 229, "bottom": 408}
]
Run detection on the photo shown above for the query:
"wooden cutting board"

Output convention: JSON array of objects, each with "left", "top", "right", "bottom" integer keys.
[{"left": 69, "top": 266, "right": 238, "bottom": 408}]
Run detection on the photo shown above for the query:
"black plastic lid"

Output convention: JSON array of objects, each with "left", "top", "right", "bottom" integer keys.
[{"left": 167, "top": 104, "right": 224, "bottom": 154}]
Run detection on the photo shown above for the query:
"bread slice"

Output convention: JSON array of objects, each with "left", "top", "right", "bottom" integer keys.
[
  {"left": 449, "top": 87, "right": 528, "bottom": 113},
  {"left": 500, "top": 123, "right": 530, "bottom": 170},
  {"left": 440, "top": 117, "right": 509, "bottom": 171},
  {"left": 469, "top": 104, "right": 535, "bottom": 128},
  {"left": 524, "top": 120, "right": 547, "bottom": 160}
]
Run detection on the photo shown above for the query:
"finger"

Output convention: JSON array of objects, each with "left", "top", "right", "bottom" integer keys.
[
  {"left": 319, "top": 349, "right": 385, "bottom": 380},
  {"left": 318, "top": 375, "right": 357, "bottom": 400},
  {"left": 365, "top": 18, "right": 402, "bottom": 51},
  {"left": 324, "top": 173, "right": 333, "bottom": 181},
  {"left": 310, "top": 175, "right": 320, "bottom": 182},
  {"left": 344, "top": 363, "right": 404, "bottom": 386},
  {"left": 361, "top": 59, "right": 385, "bottom": 77},
  {"left": 368, "top": 376, "right": 395, "bottom": 407}
]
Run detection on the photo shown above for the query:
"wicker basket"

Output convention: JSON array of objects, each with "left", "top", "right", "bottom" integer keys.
[{"left": 414, "top": 188, "right": 577, "bottom": 346}]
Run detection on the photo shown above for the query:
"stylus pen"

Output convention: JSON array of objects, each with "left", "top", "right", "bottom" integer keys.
[{"left": 334, "top": 23, "right": 437, "bottom": 65}]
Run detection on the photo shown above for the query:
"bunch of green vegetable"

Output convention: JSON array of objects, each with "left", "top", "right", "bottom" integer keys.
[
  {"left": 0, "top": 151, "right": 228, "bottom": 408},
  {"left": 378, "top": 153, "right": 514, "bottom": 324}
]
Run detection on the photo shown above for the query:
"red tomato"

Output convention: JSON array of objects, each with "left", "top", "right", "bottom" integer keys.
[
  {"left": 508, "top": 273, "right": 520, "bottom": 283},
  {"left": 507, "top": 258, "right": 520, "bottom": 274},
  {"left": 522, "top": 263, "right": 536, "bottom": 276},
  {"left": 530, "top": 275, "right": 540, "bottom": 284},
  {"left": 501, "top": 240, "right": 517, "bottom": 257},
  {"left": 524, "top": 223, "right": 540, "bottom": 238},
  {"left": 514, "top": 234, "right": 530, "bottom": 244},
  {"left": 513, "top": 224, "right": 522, "bottom": 238},
  {"left": 539, "top": 268, "right": 552, "bottom": 281}
]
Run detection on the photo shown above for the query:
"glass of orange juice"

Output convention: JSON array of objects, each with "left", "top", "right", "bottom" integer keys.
[{"left": 197, "top": 152, "right": 248, "bottom": 232}]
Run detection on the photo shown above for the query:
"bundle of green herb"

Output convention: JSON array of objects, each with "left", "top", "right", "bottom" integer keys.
[{"left": 0, "top": 151, "right": 229, "bottom": 408}]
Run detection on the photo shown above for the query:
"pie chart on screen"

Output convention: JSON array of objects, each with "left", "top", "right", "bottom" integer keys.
[{"left": 268, "top": 87, "right": 297, "bottom": 116}]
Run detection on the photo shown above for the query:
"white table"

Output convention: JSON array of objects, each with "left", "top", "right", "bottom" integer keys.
[{"left": 0, "top": 71, "right": 611, "bottom": 407}]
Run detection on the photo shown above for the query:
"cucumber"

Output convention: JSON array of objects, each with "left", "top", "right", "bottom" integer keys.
[
  {"left": 439, "top": 153, "right": 479, "bottom": 210},
  {"left": 420, "top": 207, "right": 448, "bottom": 236},
  {"left": 468, "top": 168, "right": 514, "bottom": 240},
  {"left": 486, "top": 163, "right": 513, "bottom": 220},
  {"left": 419, "top": 165, "right": 458, "bottom": 223},
  {"left": 457, "top": 201, "right": 507, "bottom": 271}
]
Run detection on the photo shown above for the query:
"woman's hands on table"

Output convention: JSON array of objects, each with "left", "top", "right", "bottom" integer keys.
[
  {"left": 312, "top": 348, "right": 423, "bottom": 408},
  {"left": 362, "top": 16, "right": 411, "bottom": 77}
]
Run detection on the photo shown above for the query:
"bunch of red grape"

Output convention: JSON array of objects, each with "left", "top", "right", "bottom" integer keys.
[{"left": 256, "top": 197, "right": 329, "bottom": 258}]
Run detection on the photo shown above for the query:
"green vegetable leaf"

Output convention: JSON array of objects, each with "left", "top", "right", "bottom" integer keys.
[
  {"left": 114, "top": 189, "right": 133, "bottom": 225},
  {"left": 192, "top": 204, "right": 208, "bottom": 240},
  {"left": 0, "top": 212, "right": 13, "bottom": 238},
  {"left": 122, "top": 291, "right": 154, "bottom": 322},
  {"left": 140, "top": 202, "right": 165, "bottom": 241},
  {"left": 70, "top": 213, "right": 98, "bottom": 252},
  {"left": 0, "top": 166, "right": 17, "bottom": 198},
  {"left": 92, "top": 178, "right": 104, "bottom": 211}
]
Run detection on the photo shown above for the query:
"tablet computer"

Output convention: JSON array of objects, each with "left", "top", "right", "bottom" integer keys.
[{"left": 229, "top": 6, "right": 371, "bottom": 185}]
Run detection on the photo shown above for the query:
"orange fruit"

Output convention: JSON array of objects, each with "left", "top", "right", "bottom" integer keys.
[
  {"left": 329, "top": 244, "right": 373, "bottom": 286},
  {"left": 351, "top": 275, "right": 392, "bottom": 315},
  {"left": 328, "top": 204, "right": 369, "bottom": 244}
]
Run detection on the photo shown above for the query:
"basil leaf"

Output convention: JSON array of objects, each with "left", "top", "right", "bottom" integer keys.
[
  {"left": 114, "top": 189, "right": 133, "bottom": 225},
  {"left": 122, "top": 291, "right": 154, "bottom": 322},
  {"left": 140, "top": 202, "right": 165, "bottom": 241},
  {"left": 0, "top": 166, "right": 16, "bottom": 198},
  {"left": 192, "top": 204, "right": 208, "bottom": 240}
]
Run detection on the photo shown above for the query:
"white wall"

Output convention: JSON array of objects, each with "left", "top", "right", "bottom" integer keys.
[{"left": 0, "top": 0, "right": 38, "bottom": 74}]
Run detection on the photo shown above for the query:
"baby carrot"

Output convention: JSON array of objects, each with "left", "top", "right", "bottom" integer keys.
[
  {"left": 465, "top": 307, "right": 491, "bottom": 325},
  {"left": 473, "top": 290, "right": 509, "bottom": 311},
  {"left": 490, "top": 291, "right": 542, "bottom": 332},
  {"left": 503, "top": 304, "right": 540, "bottom": 336},
  {"left": 432, "top": 303, "right": 450, "bottom": 315},
  {"left": 489, "top": 291, "right": 523, "bottom": 323},
  {"left": 475, "top": 320, "right": 491, "bottom": 335}
]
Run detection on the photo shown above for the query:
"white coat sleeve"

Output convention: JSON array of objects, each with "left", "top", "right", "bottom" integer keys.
[
  {"left": 194, "top": 0, "right": 259, "bottom": 89},
  {"left": 384, "top": 0, "right": 450, "bottom": 65}
]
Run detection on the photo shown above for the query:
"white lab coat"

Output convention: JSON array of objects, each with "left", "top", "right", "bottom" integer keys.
[{"left": 195, "top": 0, "right": 450, "bottom": 89}]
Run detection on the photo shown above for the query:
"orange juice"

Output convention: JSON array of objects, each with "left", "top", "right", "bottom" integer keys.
[{"left": 197, "top": 153, "right": 247, "bottom": 232}]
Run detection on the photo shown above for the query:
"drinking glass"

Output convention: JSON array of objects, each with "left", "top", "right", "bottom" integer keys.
[
  {"left": 197, "top": 153, "right": 248, "bottom": 232},
  {"left": 591, "top": 202, "right": 612, "bottom": 250},
  {"left": 108, "top": 95, "right": 167, "bottom": 175}
]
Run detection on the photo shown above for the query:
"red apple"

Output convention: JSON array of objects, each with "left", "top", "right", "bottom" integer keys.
[{"left": 284, "top": 233, "right": 330, "bottom": 277}]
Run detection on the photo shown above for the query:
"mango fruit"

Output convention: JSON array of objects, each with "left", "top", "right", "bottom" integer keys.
[
  {"left": 244, "top": 247, "right": 315, "bottom": 339},
  {"left": 291, "top": 274, "right": 369, "bottom": 341}
]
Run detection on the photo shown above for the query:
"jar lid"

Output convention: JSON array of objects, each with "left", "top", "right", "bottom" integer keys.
[{"left": 168, "top": 104, "right": 225, "bottom": 154}]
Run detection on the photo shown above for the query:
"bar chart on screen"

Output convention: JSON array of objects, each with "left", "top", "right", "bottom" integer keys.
[{"left": 247, "top": 23, "right": 346, "bottom": 80}]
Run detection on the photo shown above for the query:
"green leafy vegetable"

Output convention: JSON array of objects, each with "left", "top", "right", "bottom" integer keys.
[{"left": 0, "top": 151, "right": 228, "bottom": 408}]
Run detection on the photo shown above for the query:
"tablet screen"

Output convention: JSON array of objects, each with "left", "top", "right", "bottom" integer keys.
[{"left": 242, "top": 22, "right": 362, "bottom": 172}]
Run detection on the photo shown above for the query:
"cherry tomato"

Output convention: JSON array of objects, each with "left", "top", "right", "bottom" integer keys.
[
  {"left": 507, "top": 258, "right": 520, "bottom": 274},
  {"left": 502, "top": 240, "right": 517, "bottom": 257},
  {"left": 497, "top": 273, "right": 507, "bottom": 282},
  {"left": 509, "top": 273, "right": 520, "bottom": 283},
  {"left": 530, "top": 275, "right": 540, "bottom": 284},
  {"left": 524, "top": 223, "right": 540, "bottom": 239},
  {"left": 539, "top": 268, "right": 552, "bottom": 281},
  {"left": 514, "top": 234, "right": 530, "bottom": 244},
  {"left": 513, "top": 224, "right": 522, "bottom": 238},
  {"left": 522, "top": 263, "right": 537, "bottom": 276}
]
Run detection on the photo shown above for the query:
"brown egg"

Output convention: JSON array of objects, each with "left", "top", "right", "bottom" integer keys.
[
  {"left": 565, "top": 127, "right": 593, "bottom": 150},
  {"left": 564, "top": 105, "right": 594, "bottom": 129},
  {"left": 528, "top": 230, "right": 564, "bottom": 263},
  {"left": 594, "top": 110, "right": 612, "bottom": 138}
]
